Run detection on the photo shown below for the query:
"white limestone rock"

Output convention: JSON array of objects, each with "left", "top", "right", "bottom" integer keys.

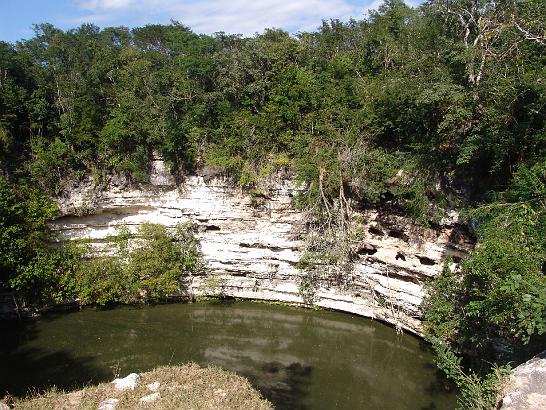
[
  {"left": 50, "top": 159, "right": 472, "bottom": 335},
  {"left": 149, "top": 152, "right": 175, "bottom": 186},
  {"left": 139, "top": 392, "right": 160, "bottom": 404},
  {"left": 97, "top": 398, "right": 119, "bottom": 410},
  {"left": 501, "top": 351, "right": 546, "bottom": 409},
  {"left": 111, "top": 373, "right": 140, "bottom": 391}
]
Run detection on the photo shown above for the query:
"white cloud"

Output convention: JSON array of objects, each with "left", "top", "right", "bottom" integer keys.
[
  {"left": 75, "top": 0, "right": 380, "bottom": 35},
  {"left": 80, "top": 0, "right": 133, "bottom": 10},
  {"left": 175, "top": 0, "right": 362, "bottom": 34}
]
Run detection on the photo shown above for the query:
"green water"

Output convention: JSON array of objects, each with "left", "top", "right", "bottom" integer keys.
[{"left": 0, "top": 301, "right": 456, "bottom": 409}]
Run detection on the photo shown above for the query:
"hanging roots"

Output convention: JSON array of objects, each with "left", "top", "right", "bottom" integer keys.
[{"left": 297, "top": 165, "right": 356, "bottom": 304}]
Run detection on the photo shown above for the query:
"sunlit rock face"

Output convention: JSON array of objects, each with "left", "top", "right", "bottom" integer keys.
[
  {"left": 50, "top": 159, "right": 472, "bottom": 335},
  {"left": 501, "top": 351, "right": 546, "bottom": 410}
]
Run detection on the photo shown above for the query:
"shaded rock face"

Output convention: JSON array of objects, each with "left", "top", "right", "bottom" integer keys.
[
  {"left": 501, "top": 351, "right": 546, "bottom": 410},
  {"left": 50, "top": 160, "right": 472, "bottom": 335}
]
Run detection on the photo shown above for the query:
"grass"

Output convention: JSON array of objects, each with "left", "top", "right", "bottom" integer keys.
[{"left": 7, "top": 363, "right": 273, "bottom": 409}]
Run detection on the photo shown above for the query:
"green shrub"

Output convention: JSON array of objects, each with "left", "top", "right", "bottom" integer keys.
[
  {"left": 424, "top": 160, "right": 546, "bottom": 409},
  {"left": 10, "top": 248, "right": 80, "bottom": 304},
  {"left": 128, "top": 224, "right": 188, "bottom": 298},
  {"left": 432, "top": 339, "right": 510, "bottom": 410},
  {"left": 74, "top": 256, "right": 131, "bottom": 305},
  {"left": 1, "top": 177, "right": 63, "bottom": 299},
  {"left": 425, "top": 162, "right": 546, "bottom": 356},
  {"left": 73, "top": 222, "right": 203, "bottom": 305},
  {"left": 28, "top": 138, "right": 77, "bottom": 194}
]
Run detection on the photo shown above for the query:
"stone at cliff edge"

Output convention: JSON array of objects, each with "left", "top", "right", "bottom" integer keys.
[{"left": 501, "top": 351, "right": 546, "bottom": 410}]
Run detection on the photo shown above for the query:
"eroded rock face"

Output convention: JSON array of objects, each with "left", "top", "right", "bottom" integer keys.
[
  {"left": 501, "top": 351, "right": 546, "bottom": 410},
  {"left": 49, "top": 160, "right": 472, "bottom": 335}
]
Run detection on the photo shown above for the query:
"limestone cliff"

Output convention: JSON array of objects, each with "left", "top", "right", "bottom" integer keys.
[{"left": 49, "top": 158, "right": 472, "bottom": 335}]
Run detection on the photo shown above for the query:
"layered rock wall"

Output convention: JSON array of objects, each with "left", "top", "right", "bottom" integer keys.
[{"left": 49, "top": 160, "right": 472, "bottom": 335}]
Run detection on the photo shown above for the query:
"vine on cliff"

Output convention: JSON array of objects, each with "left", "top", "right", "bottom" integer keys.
[{"left": 295, "top": 164, "right": 356, "bottom": 304}]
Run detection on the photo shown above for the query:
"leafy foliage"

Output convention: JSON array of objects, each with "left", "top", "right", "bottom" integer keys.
[
  {"left": 0, "top": 177, "right": 58, "bottom": 291},
  {"left": 424, "top": 159, "right": 546, "bottom": 407},
  {"left": 74, "top": 223, "right": 203, "bottom": 305},
  {"left": 431, "top": 339, "right": 510, "bottom": 410},
  {"left": 425, "top": 160, "right": 546, "bottom": 354}
]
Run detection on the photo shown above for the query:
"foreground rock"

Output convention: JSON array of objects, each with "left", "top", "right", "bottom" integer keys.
[
  {"left": 9, "top": 364, "right": 272, "bottom": 409},
  {"left": 50, "top": 161, "right": 473, "bottom": 334},
  {"left": 97, "top": 398, "right": 118, "bottom": 410},
  {"left": 501, "top": 351, "right": 546, "bottom": 410},
  {"left": 139, "top": 392, "right": 160, "bottom": 404},
  {"left": 111, "top": 373, "right": 140, "bottom": 391}
]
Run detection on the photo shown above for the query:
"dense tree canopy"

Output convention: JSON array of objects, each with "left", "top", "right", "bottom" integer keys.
[{"left": 0, "top": 1, "right": 542, "bottom": 199}]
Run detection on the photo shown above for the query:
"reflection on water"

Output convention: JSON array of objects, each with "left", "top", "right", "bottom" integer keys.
[{"left": 0, "top": 301, "right": 456, "bottom": 409}]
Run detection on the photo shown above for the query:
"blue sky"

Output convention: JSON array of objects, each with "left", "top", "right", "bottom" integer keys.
[{"left": 0, "top": 0, "right": 421, "bottom": 43}]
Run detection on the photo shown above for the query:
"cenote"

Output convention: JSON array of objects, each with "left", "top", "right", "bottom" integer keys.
[{"left": 0, "top": 301, "right": 456, "bottom": 409}]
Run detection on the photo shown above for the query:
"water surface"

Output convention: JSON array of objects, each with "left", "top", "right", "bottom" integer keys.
[{"left": 0, "top": 301, "right": 456, "bottom": 409}]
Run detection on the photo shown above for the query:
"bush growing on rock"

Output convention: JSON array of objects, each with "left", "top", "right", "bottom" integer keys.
[
  {"left": 7, "top": 221, "right": 203, "bottom": 307},
  {"left": 74, "top": 222, "right": 203, "bottom": 305}
]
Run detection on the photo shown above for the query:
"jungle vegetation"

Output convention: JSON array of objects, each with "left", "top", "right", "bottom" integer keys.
[{"left": 0, "top": 1, "right": 544, "bottom": 407}]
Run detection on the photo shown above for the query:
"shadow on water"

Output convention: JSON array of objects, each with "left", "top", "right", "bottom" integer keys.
[
  {"left": 201, "top": 297, "right": 237, "bottom": 307},
  {"left": 0, "top": 315, "right": 108, "bottom": 397},
  {"left": 252, "top": 361, "right": 313, "bottom": 410},
  {"left": 416, "top": 338, "right": 458, "bottom": 410},
  {"left": 419, "top": 367, "right": 457, "bottom": 410}
]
